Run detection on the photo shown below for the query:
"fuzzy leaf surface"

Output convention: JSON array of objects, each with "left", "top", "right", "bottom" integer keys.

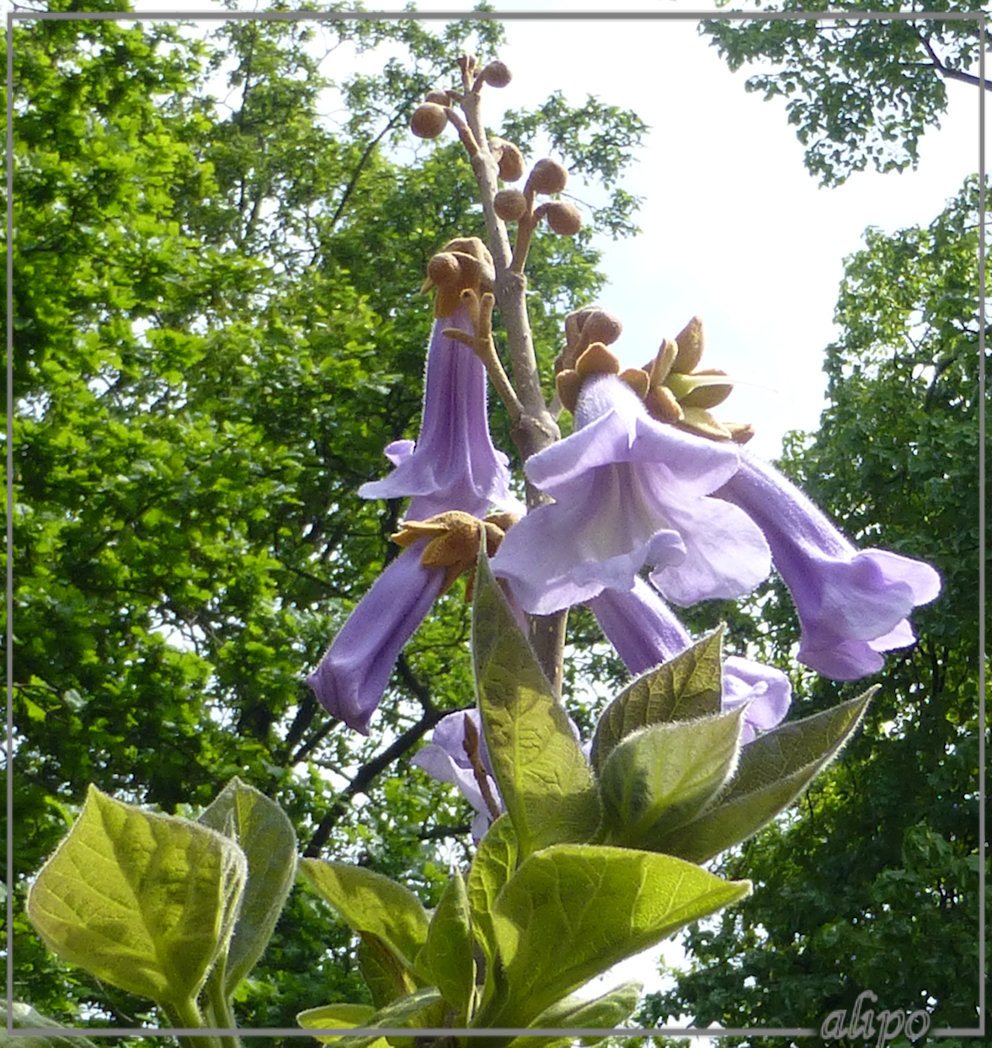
[
  {"left": 590, "top": 628, "right": 724, "bottom": 773},
  {"left": 26, "top": 785, "right": 245, "bottom": 1007}
]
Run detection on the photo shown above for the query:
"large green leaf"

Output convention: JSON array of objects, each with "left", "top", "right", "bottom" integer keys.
[
  {"left": 473, "top": 552, "right": 602, "bottom": 857},
  {"left": 26, "top": 785, "right": 246, "bottom": 1008},
  {"left": 599, "top": 706, "right": 746, "bottom": 848},
  {"left": 415, "top": 868, "right": 476, "bottom": 1018},
  {"left": 299, "top": 858, "right": 430, "bottom": 971},
  {"left": 467, "top": 813, "right": 519, "bottom": 973},
  {"left": 589, "top": 628, "right": 724, "bottom": 773},
  {"left": 298, "top": 988, "right": 445, "bottom": 1048},
  {"left": 197, "top": 776, "right": 297, "bottom": 994},
  {"left": 478, "top": 844, "right": 750, "bottom": 1027},
  {"left": 659, "top": 689, "right": 875, "bottom": 863},
  {"left": 509, "top": 980, "right": 643, "bottom": 1047}
]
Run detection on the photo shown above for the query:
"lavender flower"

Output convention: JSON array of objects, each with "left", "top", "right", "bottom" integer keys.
[
  {"left": 306, "top": 540, "right": 445, "bottom": 734},
  {"left": 412, "top": 708, "right": 502, "bottom": 840},
  {"left": 491, "top": 373, "right": 771, "bottom": 613},
  {"left": 718, "top": 451, "right": 941, "bottom": 679},
  {"left": 589, "top": 578, "right": 791, "bottom": 743},
  {"left": 359, "top": 303, "right": 515, "bottom": 519}
]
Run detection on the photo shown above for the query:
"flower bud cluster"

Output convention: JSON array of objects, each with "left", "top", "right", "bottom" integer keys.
[
  {"left": 555, "top": 312, "right": 753, "bottom": 443},
  {"left": 421, "top": 236, "right": 495, "bottom": 318}
]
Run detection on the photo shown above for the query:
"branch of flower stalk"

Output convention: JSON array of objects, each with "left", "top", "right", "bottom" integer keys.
[{"left": 456, "top": 59, "right": 560, "bottom": 460}]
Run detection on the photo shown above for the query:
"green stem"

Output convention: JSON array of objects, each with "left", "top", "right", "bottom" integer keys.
[
  {"left": 204, "top": 971, "right": 242, "bottom": 1048},
  {"left": 163, "top": 996, "right": 223, "bottom": 1048}
]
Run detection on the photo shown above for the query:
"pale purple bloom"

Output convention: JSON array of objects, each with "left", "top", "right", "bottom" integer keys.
[
  {"left": 412, "top": 708, "right": 502, "bottom": 840},
  {"left": 359, "top": 304, "right": 515, "bottom": 519},
  {"left": 306, "top": 540, "right": 445, "bottom": 734},
  {"left": 589, "top": 578, "right": 790, "bottom": 743},
  {"left": 491, "top": 374, "right": 771, "bottom": 613},
  {"left": 414, "top": 705, "right": 588, "bottom": 840},
  {"left": 718, "top": 452, "right": 941, "bottom": 679}
]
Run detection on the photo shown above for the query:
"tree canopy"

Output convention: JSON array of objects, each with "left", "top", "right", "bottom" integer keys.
[
  {"left": 7, "top": 2, "right": 646, "bottom": 1032},
  {"left": 702, "top": 0, "right": 989, "bottom": 185}
]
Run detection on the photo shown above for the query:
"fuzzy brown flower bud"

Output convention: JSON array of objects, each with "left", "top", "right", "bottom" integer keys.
[
  {"left": 479, "top": 60, "right": 512, "bottom": 88},
  {"left": 528, "top": 158, "right": 568, "bottom": 195},
  {"left": 579, "top": 309, "right": 622, "bottom": 346},
  {"left": 411, "top": 102, "right": 448, "bottom": 139},
  {"left": 544, "top": 201, "right": 582, "bottom": 235},
  {"left": 493, "top": 188, "right": 528, "bottom": 222},
  {"left": 490, "top": 138, "right": 525, "bottom": 182}
]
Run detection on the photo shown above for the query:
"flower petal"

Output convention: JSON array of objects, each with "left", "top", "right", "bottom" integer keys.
[
  {"left": 359, "top": 303, "right": 514, "bottom": 517},
  {"left": 305, "top": 542, "right": 444, "bottom": 733},
  {"left": 719, "top": 452, "right": 941, "bottom": 679}
]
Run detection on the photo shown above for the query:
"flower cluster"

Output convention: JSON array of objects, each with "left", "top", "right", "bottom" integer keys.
[
  {"left": 308, "top": 281, "right": 939, "bottom": 801},
  {"left": 306, "top": 62, "right": 939, "bottom": 830}
]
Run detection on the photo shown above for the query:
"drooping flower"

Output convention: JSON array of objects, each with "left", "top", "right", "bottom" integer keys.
[
  {"left": 306, "top": 540, "right": 445, "bottom": 734},
  {"left": 588, "top": 578, "right": 791, "bottom": 743},
  {"left": 412, "top": 708, "right": 502, "bottom": 840},
  {"left": 307, "top": 512, "right": 512, "bottom": 734},
  {"left": 359, "top": 250, "right": 515, "bottom": 519},
  {"left": 491, "top": 348, "right": 771, "bottom": 614},
  {"left": 717, "top": 451, "right": 942, "bottom": 679}
]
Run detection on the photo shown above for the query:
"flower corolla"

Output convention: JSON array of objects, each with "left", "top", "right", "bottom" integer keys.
[
  {"left": 717, "top": 452, "right": 941, "bottom": 679},
  {"left": 359, "top": 302, "right": 516, "bottom": 519},
  {"left": 491, "top": 369, "right": 771, "bottom": 613},
  {"left": 588, "top": 578, "right": 791, "bottom": 743}
]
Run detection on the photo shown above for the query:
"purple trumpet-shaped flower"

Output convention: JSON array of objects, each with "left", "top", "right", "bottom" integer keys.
[
  {"left": 717, "top": 451, "right": 941, "bottom": 680},
  {"left": 306, "top": 539, "right": 445, "bottom": 734},
  {"left": 588, "top": 578, "right": 791, "bottom": 744},
  {"left": 491, "top": 373, "right": 771, "bottom": 613},
  {"left": 412, "top": 708, "right": 502, "bottom": 841},
  {"left": 359, "top": 303, "right": 515, "bottom": 519}
]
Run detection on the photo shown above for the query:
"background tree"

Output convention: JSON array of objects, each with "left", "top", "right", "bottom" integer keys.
[
  {"left": 702, "top": 0, "right": 989, "bottom": 185},
  {"left": 642, "top": 92, "right": 986, "bottom": 1048},
  {"left": 6, "top": 1, "right": 646, "bottom": 1035}
]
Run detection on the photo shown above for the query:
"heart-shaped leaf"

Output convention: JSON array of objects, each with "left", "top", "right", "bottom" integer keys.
[{"left": 27, "top": 785, "right": 246, "bottom": 1008}]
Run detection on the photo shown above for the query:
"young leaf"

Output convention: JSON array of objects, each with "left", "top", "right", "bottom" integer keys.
[
  {"left": 658, "top": 689, "right": 875, "bottom": 863},
  {"left": 26, "top": 785, "right": 246, "bottom": 1008},
  {"left": 473, "top": 551, "right": 601, "bottom": 857},
  {"left": 509, "top": 980, "right": 643, "bottom": 1047},
  {"left": 197, "top": 776, "right": 297, "bottom": 994},
  {"left": 298, "top": 988, "right": 445, "bottom": 1048},
  {"left": 358, "top": 931, "right": 419, "bottom": 1009},
  {"left": 299, "top": 858, "right": 430, "bottom": 971},
  {"left": 467, "top": 813, "right": 518, "bottom": 973},
  {"left": 598, "top": 706, "right": 746, "bottom": 849},
  {"left": 415, "top": 868, "right": 475, "bottom": 1018},
  {"left": 589, "top": 628, "right": 724, "bottom": 773},
  {"left": 294, "top": 1002, "right": 383, "bottom": 1047},
  {"left": 478, "top": 844, "right": 750, "bottom": 1027}
]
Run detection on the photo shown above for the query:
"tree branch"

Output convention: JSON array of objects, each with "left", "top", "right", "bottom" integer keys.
[{"left": 303, "top": 704, "right": 448, "bottom": 857}]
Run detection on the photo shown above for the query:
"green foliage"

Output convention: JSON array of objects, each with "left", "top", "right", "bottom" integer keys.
[
  {"left": 645, "top": 179, "right": 985, "bottom": 1042},
  {"left": 10, "top": 6, "right": 648, "bottom": 1027},
  {"left": 473, "top": 555, "right": 602, "bottom": 857},
  {"left": 27, "top": 786, "right": 247, "bottom": 1012},
  {"left": 703, "top": 0, "right": 988, "bottom": 184}
]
